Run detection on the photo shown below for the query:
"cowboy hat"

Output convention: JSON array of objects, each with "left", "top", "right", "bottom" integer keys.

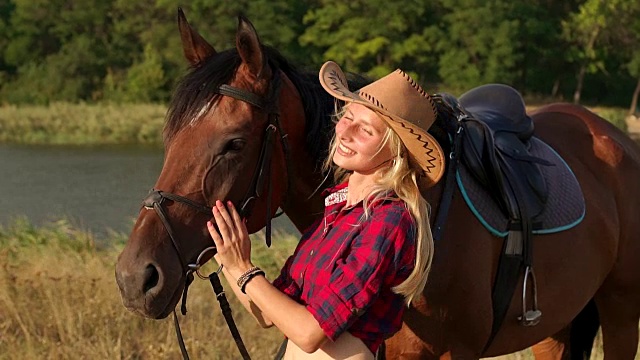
[{"left": 319, "top": 61, "right": 445, "bottom": 186}]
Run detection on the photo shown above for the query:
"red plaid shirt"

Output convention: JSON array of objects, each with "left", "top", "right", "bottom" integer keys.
[{"left": 272, "top": 182, "right": 417, "bottom": 353}]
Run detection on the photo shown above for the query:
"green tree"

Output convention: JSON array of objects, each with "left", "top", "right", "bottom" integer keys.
[
  {"left": 300, "top": 0, "right": 442, "bottom": 81},
  {"left": 123, "top": 44, "right": 166, "bottom": 102},
  {"left": 1, "top": 0, "right": 116, "bottom": 103},
  {"left": 562, "top": 0, "right": 629, "bottom": 103},
  {"left": 435, "top": 0, "right": 520, "bottom": 93},
  {"left": 507, "top": 0, "right": 581, "bottom": 97},
  {"left": 615, "top": 1, "right": 640, "bottom": 115}
]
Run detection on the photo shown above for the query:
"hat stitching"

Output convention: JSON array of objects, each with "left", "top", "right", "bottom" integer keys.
[
  {"left": 378, "top": 111, "right": 439, "bottom": 173},
  {"left": 395, "top": 69, "right": 438, "bottom": 121},
  {"left": 357, "top": 91, "right": 387, "bottom": 110}
]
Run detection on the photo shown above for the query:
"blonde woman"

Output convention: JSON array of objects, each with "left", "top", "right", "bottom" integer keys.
[{"left": 207, "top": 61, "right": 445, "bottom": 359}]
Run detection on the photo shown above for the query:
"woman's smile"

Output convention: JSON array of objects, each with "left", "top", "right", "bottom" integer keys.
[{"left": 337, "top": 142, "right": 356, "bottom": 156}]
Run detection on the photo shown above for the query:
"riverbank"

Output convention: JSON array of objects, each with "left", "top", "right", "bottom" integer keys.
[
  {"left": 0, "top": 103, "right": 633, "bottom": 146},
  {"left": 0, "top": 103, "right": 165, "bottom": 146}
]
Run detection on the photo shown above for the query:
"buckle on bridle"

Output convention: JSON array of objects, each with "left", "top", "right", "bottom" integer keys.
[
  {"left": 143, "top": 189, "right": 164, "bottom": 209},
  {"left": 187, "top": 246, "right": 222, "bottom": 280}
]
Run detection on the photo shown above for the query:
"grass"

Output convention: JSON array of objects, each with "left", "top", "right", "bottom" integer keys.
[
  {"left": 0, "top": 218, "right": 632, "bottom": 359},
  {"left": 0, "top": 103, "right": 165, "bottom": 146},
  {"left": 0, "top": 217, "right": 295, "bottom": 359},
  {"left": 0, "top": 103, "right": 633, "bottom": 146}
]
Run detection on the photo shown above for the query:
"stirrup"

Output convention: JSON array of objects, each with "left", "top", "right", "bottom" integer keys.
[{"left": 518, "top": 266, "right": 542, "bottom": 326}]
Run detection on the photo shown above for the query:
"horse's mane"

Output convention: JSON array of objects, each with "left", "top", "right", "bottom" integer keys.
[
  {"left": 164, "top": 46, "right": 369, "bottom": 168},
  {"left": 429, "top": 94, "right": 457, "bottom": 156}
]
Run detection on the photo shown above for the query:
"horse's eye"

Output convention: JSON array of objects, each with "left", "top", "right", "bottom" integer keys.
[{"left": 224, "top": 139, "right": 246, "bottom": 153}]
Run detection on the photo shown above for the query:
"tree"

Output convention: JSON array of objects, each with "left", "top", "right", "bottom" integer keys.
[
  {"left": 435, "top": 0, "right": 520, "bottom": 93},
  {"left": 561, "top": 0, "right": 628, "bottom": 104},
  {"left": 300, "top": 0, "right": 442, "bottom": 81}
]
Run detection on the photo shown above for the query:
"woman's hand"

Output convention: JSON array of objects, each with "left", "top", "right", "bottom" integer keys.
[{"left": 207, "top": 200, "right": 253, "bottom": 278}]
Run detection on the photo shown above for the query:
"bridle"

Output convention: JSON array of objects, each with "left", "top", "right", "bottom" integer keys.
[{"left": 141, "top": 70, "right": 291, "bottom": 360}]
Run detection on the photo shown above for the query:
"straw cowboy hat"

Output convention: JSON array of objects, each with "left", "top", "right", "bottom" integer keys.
[{"left": 319, "top": 61, "right": 445, "bottom": 186}]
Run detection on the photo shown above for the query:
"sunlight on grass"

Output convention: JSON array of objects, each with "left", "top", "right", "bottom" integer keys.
[{"left": 1, "top": 219, "right": 634, "bottom": 359}]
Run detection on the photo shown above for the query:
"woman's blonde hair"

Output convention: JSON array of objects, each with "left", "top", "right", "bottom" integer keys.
[{"left": 323, "top": 102, "right": 434, "bottom": 306}]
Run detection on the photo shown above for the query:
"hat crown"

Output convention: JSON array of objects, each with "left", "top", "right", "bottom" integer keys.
[{"left": 357, "top": 69, "right": 436, "bottom": 130}]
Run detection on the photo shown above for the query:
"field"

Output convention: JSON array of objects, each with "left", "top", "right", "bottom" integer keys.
[
  {"left": 2, "top": 218, "right": 632, "bottom": 360},
  {"left": 0, "top": 218, "right": 295, "bottom": 359}
]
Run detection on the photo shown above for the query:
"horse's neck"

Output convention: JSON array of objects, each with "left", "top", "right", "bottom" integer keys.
[{"left": 281, "top": 159, "right": 327, "bottom": 234}]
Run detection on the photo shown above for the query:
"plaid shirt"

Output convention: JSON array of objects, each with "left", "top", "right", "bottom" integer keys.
[{"left": 272, "top": 182, "right": 417, "bottom": 353}]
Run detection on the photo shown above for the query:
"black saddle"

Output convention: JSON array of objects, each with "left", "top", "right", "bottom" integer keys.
[
  {"left": 456, "top": 84, "right": 550, "bottom": 220},
  {"left": 440, "top": 84, "right": 555, "bottom": 349}
]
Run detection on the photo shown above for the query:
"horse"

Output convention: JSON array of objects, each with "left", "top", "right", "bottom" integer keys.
[{"left": 115, "top": 11, "right": 640, "bottom": 359}]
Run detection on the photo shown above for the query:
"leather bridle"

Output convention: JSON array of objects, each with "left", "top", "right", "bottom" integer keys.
[{"left": 141, "top": 70, "right": 291, "bottom": 360}]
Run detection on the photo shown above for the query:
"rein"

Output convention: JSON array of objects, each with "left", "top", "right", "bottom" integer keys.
[{"left": 142, "top": 70, "right": 291, "bottom": 360}]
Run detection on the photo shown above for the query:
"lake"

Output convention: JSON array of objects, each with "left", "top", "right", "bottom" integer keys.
[{"left": 0, "top": 144, "right": 298, "bottom": 239}]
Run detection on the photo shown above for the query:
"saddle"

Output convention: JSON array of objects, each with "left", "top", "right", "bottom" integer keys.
[
  {"left": 457, "top": 84, "right": 550, "bottom": 223},
  {"left": 441, "top": 84, "right": 554, "bottom": 349}
]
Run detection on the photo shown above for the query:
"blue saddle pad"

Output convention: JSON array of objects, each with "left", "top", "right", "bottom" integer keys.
[{"left": 456, "top": 137, "right": 585, "bottom": 237}]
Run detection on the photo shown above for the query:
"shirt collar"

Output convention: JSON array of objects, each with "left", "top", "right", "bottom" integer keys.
[
  {"left": 322, "top": 181, "right": 399, "bottom": 210},
  {"left": 321, "top": 181, "right": 348, "bottom": 197}
]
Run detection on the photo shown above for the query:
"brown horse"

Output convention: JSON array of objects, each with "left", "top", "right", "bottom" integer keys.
[{"left": 115, "top": 12, "right": 640, "bottom": 359}]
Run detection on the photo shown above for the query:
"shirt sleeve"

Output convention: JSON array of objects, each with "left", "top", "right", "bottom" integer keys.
[
  {"left": 272, "top": 218, "right": 322, "bottom": 298},
  {"left": 306, "top": 205, "right": 416, "bottom": 341}
]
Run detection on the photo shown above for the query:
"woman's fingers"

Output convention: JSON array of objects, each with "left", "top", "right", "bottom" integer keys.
[
  {"left": 227, "top": 201, "right": 244, "bottom": 228},
  {"left": 215, "top": 200, "right": 235, "bottom": 231},
  {"left": 212, "top": 205, "right": 231, "bottom": 240},
  {"left": 207, "top": 221, "right": 223, "bottom": 248}
]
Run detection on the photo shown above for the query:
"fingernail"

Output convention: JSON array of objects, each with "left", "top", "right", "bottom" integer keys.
[
  {"left": 212, "top": 207, "right": 218, "bottom": 213},
  {"left": 206, "top": 221, "right": 212, "bottom": 227},
  {"left": 217, "top": 200, "right": 223, "bottom": 208},
  {"left": 227, "top": 201, "right": 233, "bottom": 207}
]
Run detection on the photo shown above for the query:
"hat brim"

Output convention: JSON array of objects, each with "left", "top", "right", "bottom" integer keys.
[{"left": 319, "top": 61, "right": 445, "bottom": 186}]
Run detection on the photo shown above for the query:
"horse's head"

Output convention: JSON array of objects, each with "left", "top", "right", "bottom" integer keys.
[{"left": 115, "top": 10, "right": 310, "bottom": 319}]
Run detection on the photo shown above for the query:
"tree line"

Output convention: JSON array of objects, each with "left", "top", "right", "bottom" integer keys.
[{"left": 0, "top": 0, "right": 639, "bottom": 113}]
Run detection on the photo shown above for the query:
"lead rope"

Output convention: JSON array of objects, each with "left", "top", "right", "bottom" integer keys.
[
  {"left": 174, "top": 263, "right": 252, "bottom": 360},
  {"left": 172, "top": 275, "right": 252, "bottom": 360},
  {"left": 209, "top": 271, "right": 252, "bottom": 359}
]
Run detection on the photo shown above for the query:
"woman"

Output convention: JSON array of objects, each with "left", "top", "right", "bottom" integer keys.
[{"left": 207, "top": 61, "right": 445, "bottom": 359}]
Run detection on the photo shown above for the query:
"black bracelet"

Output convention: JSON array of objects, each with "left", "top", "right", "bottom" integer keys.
[{"left": 240, "top": 270, "right": 265, "bottom": 294}]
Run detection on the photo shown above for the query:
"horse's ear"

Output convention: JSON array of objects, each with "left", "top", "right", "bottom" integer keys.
[
  {"left": 178, "top": 8, "right": 216, "bottom": 66},
  {"left": 236, "top": 15, "right": 270, "bottom": 79}
]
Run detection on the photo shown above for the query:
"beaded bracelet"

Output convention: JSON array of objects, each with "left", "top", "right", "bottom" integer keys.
[{"left": 237, "top": 266, "right": 265, "bottom": 294}]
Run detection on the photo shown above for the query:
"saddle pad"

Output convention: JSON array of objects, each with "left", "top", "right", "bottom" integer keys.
[{"left": 456, "top": 137, "right": 585, "bottom": 237}]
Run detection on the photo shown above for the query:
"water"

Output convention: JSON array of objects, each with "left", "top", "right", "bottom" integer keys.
[{"left": 0, "top": 144, "right": 297, "bottom": 239}]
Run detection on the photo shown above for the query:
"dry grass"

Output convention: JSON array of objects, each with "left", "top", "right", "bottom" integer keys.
[
  {"left": 0, "top": 218, "right": 633, "bottom": 359},
  {"left": 0, "top": 218, "right": 294, "bottom": 359}
]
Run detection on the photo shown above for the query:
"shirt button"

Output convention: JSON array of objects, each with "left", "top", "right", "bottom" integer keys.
[{"left": 309, "top": 250, "right": 314, "bottom": 256}]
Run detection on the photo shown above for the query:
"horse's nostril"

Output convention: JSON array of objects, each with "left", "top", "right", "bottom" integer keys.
[{"left": 143, "top": 264, "right": 160, "bottom": 294}]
